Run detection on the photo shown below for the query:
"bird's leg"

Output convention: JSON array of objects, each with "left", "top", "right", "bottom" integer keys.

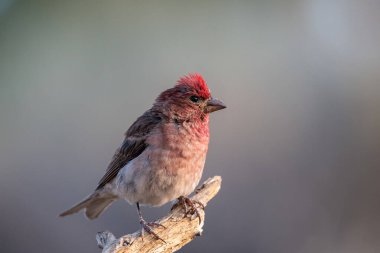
[
  {"left": 136, "top": 203, "right": 166, "bottom": 243},
  {"left": 171, "top": 196, "right": 204, "bottom": 224}
]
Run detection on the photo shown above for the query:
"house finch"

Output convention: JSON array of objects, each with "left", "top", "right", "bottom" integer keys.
[{"left": 60, "top": 73, "right": 226, "bottom": 241}]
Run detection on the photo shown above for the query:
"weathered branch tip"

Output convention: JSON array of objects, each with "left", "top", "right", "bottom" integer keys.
[{"left": 96, "top": 176, "right": 222, "bottom": 253}]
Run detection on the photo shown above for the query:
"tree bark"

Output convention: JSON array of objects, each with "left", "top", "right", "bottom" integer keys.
[{"left": 96, "top": 176, "right": 222, "bottom": 253}]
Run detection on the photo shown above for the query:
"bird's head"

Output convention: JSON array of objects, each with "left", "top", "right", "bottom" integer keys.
[{"left": 154, "top": 73, "right": 226, "bottom": 122}]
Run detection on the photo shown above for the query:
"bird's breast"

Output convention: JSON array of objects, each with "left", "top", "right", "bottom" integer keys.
[
  {"left": 148, "top": 123, "right": 209, "bottom": 172},
  {"left": 143, "top": 122, "right": 209, "bottom": 202},
  {"left": 116, "top": 121, "right": 210, "bottom": 206}
]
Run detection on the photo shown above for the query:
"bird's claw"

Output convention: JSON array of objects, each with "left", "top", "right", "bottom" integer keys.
[
  {"left": 139, "top": 219, "right": 166, "bottom": 243},
  {"left": 173, "top": 196, "right": 204, "bottom": 224}
]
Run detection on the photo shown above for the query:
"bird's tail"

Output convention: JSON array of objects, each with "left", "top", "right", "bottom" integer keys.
[{"left": 59, "top": 191, "right": 117, "bottom": 220}]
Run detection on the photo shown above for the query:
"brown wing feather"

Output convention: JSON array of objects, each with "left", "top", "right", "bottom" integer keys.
[{"left": 96, "top": 110, "right": 162, "bottom": 190}]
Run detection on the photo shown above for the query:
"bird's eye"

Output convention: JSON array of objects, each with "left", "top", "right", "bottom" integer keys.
[{"left": 190, "top": 95, "right": 200, "bottom": 103}]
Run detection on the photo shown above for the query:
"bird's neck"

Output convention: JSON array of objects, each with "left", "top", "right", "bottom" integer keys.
[
  {"left": 168, "top": 113, "right": 210, "bottom": 140},
  {"left": 184, "top": 114, "right": 210, "bottom": 139}
]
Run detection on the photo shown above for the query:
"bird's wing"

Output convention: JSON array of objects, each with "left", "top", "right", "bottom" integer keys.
[{"left": 96, "top": 110, "right": 162, "bottom": 190}]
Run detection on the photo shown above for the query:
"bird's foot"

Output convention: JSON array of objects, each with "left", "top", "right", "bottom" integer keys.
[
  {"left": 139, "top": 218, "right": 166, "bottom": 243},
  {"left": 172, "top": 196, "right": 204, "bottom": 224}
]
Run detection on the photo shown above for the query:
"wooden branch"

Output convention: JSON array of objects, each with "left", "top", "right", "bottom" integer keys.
[{"left": 96, "top": 176, "right": 222, "bottom": 253}]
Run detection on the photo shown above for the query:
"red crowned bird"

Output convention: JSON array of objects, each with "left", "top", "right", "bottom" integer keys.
[{"left": 60, "top": 73, "right": 226, "bottom": 241}]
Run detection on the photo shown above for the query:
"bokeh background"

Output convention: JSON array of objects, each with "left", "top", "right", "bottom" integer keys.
[{"left": 1, "top": 0, "right": 380, "bottom": 252}]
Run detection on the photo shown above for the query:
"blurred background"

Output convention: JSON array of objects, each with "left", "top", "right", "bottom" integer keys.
[{"left": 1, "top": 0, "right": 380, "bottom": 252}]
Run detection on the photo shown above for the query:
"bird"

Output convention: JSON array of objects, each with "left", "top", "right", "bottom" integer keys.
[{"left": 59, "top": 73, "right": 226, "bottom": 241}]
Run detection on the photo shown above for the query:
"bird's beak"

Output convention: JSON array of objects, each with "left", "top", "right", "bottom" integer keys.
[{"left": 205, "top": 97, "right": 226, "bottom": 113}]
